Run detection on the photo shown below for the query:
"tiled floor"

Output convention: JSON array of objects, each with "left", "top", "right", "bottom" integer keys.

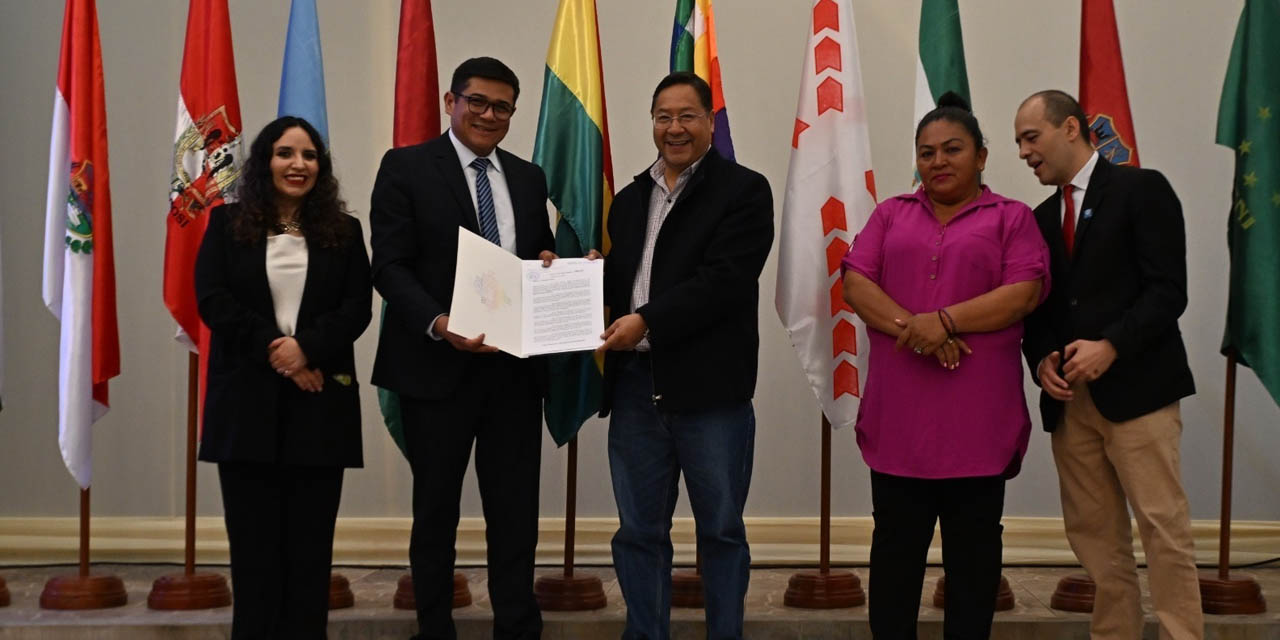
[{"left": 0, "top": 564, "right": 1276, "bottom": 639}]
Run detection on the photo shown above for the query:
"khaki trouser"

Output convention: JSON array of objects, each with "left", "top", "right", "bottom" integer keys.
[{"left": 1052, "top": 384, "right": 1203, "bottom": 640}]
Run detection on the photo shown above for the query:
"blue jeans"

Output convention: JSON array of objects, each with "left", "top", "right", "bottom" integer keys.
[{"left": 608, "top": 354, "right": 755, "bottom": 640}]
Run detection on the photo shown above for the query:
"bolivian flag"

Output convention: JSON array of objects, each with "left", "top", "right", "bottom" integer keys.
[
  {"left": 532, "top": 0, "right": 615, "bottom": 445},
  {"left": 670, "top": 0, "right": 734, "bottom": 160}
]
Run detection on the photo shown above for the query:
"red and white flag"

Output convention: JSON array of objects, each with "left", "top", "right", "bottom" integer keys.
[
  {"left": 1080, "top": 0, "right": 1140, "bottom": 166},
  {"left": 775, "top": 0, "right": 876, "bottom": 429},
  {"left": 42, "top": 0, "right": 120, "bottom": 488},
  {"left": 164, "top": 0, "right": 243, "bottom": 363}
]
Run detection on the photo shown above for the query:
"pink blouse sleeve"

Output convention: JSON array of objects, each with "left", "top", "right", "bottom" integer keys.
[
  {"left": 841, "top": 204, "right": 890, "bottom": 284},
  {"left": 1000, "top": 203, "right": 1051, "bottom": 303}
]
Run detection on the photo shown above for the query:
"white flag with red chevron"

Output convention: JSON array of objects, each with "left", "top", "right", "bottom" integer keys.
[{"left": 775, "top": 0, "right": 876, "bottom": 429}]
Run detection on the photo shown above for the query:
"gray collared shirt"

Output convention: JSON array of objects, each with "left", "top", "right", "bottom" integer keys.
[{"left": 630, "top": 155, "right": 704, "bottom": 350}]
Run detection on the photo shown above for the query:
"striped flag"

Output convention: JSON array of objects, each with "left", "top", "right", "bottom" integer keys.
[
  {"left": 1080, "top": 0, "right": 1139, "bottom": 166},
  {"left": 278, "top": 0, "right": 329, "bottom": 141},
  {"left": 164, "top": 0, "right": 243, "bottom": 395},
  {"left": 912, "top": 0, "right": 969, "bottom": 181},
  {"left": 776, "top": 0, "right": 876, "bottom": 430},
  {"left": 670, "top": 0, "right": 734, "bottom": 160},
  {"left": 533, "top": 0, "right": 615, "bottom": 445},
  {"left": 43, "top": 0, "right": 120, "bottom": 488},
  {"left": 378, "top": 0, "right": 440, "bottom": 456}
]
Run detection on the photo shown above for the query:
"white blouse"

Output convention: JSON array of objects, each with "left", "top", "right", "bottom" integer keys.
[{"left": 266, "top": 233, "right": 308, "bottom": 336}]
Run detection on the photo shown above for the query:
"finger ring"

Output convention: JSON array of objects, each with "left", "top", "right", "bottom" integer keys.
[
  {"left": 946, "top": 338, "right": 954, "bottom": 345},
  {"left": 913, "top": 347, "right": 923, "bottom": 354},
  {"left": 277, "top": 368, "right": 286, "bottom": 374}
]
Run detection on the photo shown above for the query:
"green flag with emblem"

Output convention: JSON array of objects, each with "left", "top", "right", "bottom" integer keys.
[{"left": 1217, "top": 0, "right": 1280, "bottom": 406}]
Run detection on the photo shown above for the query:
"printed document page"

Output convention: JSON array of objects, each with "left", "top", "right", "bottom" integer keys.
[
  {"left": 449, "top": 228, "right": 604, "bottom": 358},
  {"left": 520, "top": 257, "right": 604, "bottom": 355}
]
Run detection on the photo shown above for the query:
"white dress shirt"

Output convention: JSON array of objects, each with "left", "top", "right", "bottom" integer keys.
[
  {"left": 1061, "top": 151, "right": 1100, "bottom": 226},
  {"left": 430, "top": 131, "right": 519, "bottom": 339},
  {"left": 266, "top": 233, "right": 308, "bottom": 336},
  {"left": 448, "top": 129, "right": 516, "bottom": 254}
]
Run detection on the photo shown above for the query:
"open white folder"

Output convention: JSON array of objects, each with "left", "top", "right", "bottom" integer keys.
[{"left": 447, "top": 227, "right": 605, "bottom": 358}]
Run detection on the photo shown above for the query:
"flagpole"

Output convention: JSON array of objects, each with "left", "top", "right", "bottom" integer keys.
[
  {"left": 1198, "top": 348, "right": 1266, "bottom": 614},
  {"left": 40, "top": 487, "right": 127, "bottom": 609},
  {"left": 534, "top": 436, "right": 606, "bottom": 610},
  {"left": 784, "top": 416, "right": 863, "bottom": 608},
  {"left": 148, "top": 353, "right": 232, "bottom": 609}
]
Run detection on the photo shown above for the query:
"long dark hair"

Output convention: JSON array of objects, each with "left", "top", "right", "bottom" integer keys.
[{"left": 231, "top": 116, "right": 351, "bottom": 248}]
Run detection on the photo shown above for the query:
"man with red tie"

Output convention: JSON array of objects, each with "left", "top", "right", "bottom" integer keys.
[{"left": 1014, "top": 90, "right": 1203, "bottom": 639}]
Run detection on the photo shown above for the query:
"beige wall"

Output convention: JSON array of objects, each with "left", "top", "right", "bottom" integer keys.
[{"left": 1, "top": 0, "right": 1276, "bottom": 525}]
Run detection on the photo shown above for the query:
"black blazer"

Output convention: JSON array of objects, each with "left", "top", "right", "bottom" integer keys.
[
  {"left": 1022, "top": 157, "right": 1195, "bottom": 430},
  {"left": 368, "top": 133, "right": 554, "bottom": 400},
  {"left": 195, "top": 204, "right": 372, "bottom": 467},
  {"left": 601, "top": 148, "right": 774, "bottom": 415}
]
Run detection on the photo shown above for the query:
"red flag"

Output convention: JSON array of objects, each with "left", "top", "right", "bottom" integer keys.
[
  {"left": 165, "top": 0, "right": 242, "bottom": 350},
  {"left": 379, "top": 0, "right": 440, "bottom": 454},
  {"left": 42, "top": 0, "right": 119, "bottom": 486},
  {"left": 164, "top": 0, "right": 243, "bottom": 414},
  {"left": 394, "top": 0, "right": 440, "bottom": 148},
  {"left": 1080, "top": 0, "right": 1139, "bottom": 166}
]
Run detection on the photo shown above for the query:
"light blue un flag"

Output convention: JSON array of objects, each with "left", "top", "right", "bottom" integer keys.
[{"left": 278, "top": 0, "right": 328, "bottom": 142}]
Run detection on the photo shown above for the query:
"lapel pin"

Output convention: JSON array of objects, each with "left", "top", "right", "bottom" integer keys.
[{"left": 1082, "top": 208, "right": 1093, "bottom": 220}]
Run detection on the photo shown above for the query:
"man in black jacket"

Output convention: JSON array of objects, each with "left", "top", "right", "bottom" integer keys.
[
  {"left": 369, "top": 57, "right": 554, "bottom": 640},
  {"left": 596, "top": 72, "right": 774, "bottom": 640},
  {"left": 1014, "top": 90, "right": 1202, "bottom": 640}
]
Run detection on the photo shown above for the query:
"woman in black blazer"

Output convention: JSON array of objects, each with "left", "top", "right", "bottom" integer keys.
[{"left": 195, "top": 116, "right": 371, "bottom": 639}]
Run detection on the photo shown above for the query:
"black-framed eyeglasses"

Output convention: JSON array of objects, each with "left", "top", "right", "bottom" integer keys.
[
  {"left": 455, "top": 93, "right": 516, "bottom": 120},
  {"left": 652, "top": 112, "right": 709, "bottom": 129}
]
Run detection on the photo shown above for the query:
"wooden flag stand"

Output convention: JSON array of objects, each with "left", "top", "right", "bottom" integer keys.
[
  {"left": 535, "top": 437, "right": 607, "bottom": 610},
  {"left": 0, "top": 575, "right": 10, "bottom": 607},
  {"left": 784, "top": 416, "right": 864, "bottom": 609},
  {"left": 931, "top": 575, "right": 1015, "bottom": 611},
  {"left": 1198, "top": 350, "right": 1266, "bottom": 614},
  {"left": 328, "top": 573, "right": 354, "bottom": 609},
  {"left": 393, "top": 573, "right": 472, "bottom": 610},
  {"left": 1048, "top": 573, "right": 1095, "bottom": 612},
  {"left": 147, "top": 354, "right": 232, "bottom": 610},
  {"left": 671, "top": 553, "right": 704, "bottom": 608},
  {"left": 40, "top": 488, "right": 127, "bottom": 609}
]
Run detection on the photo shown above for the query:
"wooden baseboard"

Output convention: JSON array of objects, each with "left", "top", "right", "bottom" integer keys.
[{"left": 0, "top": 516, "right": 1275, "bottom": 567}]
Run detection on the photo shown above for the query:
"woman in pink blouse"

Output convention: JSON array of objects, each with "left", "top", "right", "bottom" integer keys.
[{"left": 841, "top": 93, "right": 1050, "bottom": 638}]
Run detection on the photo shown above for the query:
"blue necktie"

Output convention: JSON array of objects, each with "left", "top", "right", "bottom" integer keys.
[{"left": 470, "top": 157, "right": 501, "bottom": 246}]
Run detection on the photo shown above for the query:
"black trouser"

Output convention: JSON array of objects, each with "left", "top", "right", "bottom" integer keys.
[
  {"left": 218, "top": 461, "right": 344, "bottom": 640},
  {"left": 868, "top": 470, "right": 1005, "bottom": 640},
  {"left": 401, "top": 355, "right": 543, "bottom": 640}
]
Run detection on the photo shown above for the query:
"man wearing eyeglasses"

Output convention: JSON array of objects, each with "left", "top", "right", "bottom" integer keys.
[
  {"left": 370, "top": 57, "right": 554, "bottom": 640},
  {"left": 596, "top": 71, "right": 774, "bottom": 640}
]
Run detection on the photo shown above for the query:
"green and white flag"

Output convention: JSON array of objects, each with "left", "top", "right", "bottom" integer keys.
[
  {"left": 912, "top": 0, "right": 970, "bottom": 182},
  {"left": 1217, "top": 0, "right": 1280, "bottom": 406}
]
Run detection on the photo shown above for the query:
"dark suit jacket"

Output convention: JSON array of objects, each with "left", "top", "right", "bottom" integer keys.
[
  {"left": 195, "top": 204, "right": 372, "bottom": 467},
  {"left": 1022, "top": 157, "right": 1195, "bottom": 430},
  {"left": 600, "top": 148, "right": 774, "bottom": 415},
  {"left": 368, "top": 133, "right": 554, "bottom": 400}
]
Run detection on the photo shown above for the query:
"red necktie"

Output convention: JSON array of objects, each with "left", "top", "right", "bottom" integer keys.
[{"left": 1062, "top": 184, "right": 1076, "bottom": 257}]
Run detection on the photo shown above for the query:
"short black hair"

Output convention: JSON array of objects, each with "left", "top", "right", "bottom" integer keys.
[
  {"left": 1025, "top": 90, "right": 1092, "bottom": 144},
  {"left": 915, "top": 91, "right": 985, "bottom": 149},
  {"left": 650, "top": 71, "right": 713, "bottom": 113},
  {"left": 450, "top": 57, "right": 520, "bottom": 102}
]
